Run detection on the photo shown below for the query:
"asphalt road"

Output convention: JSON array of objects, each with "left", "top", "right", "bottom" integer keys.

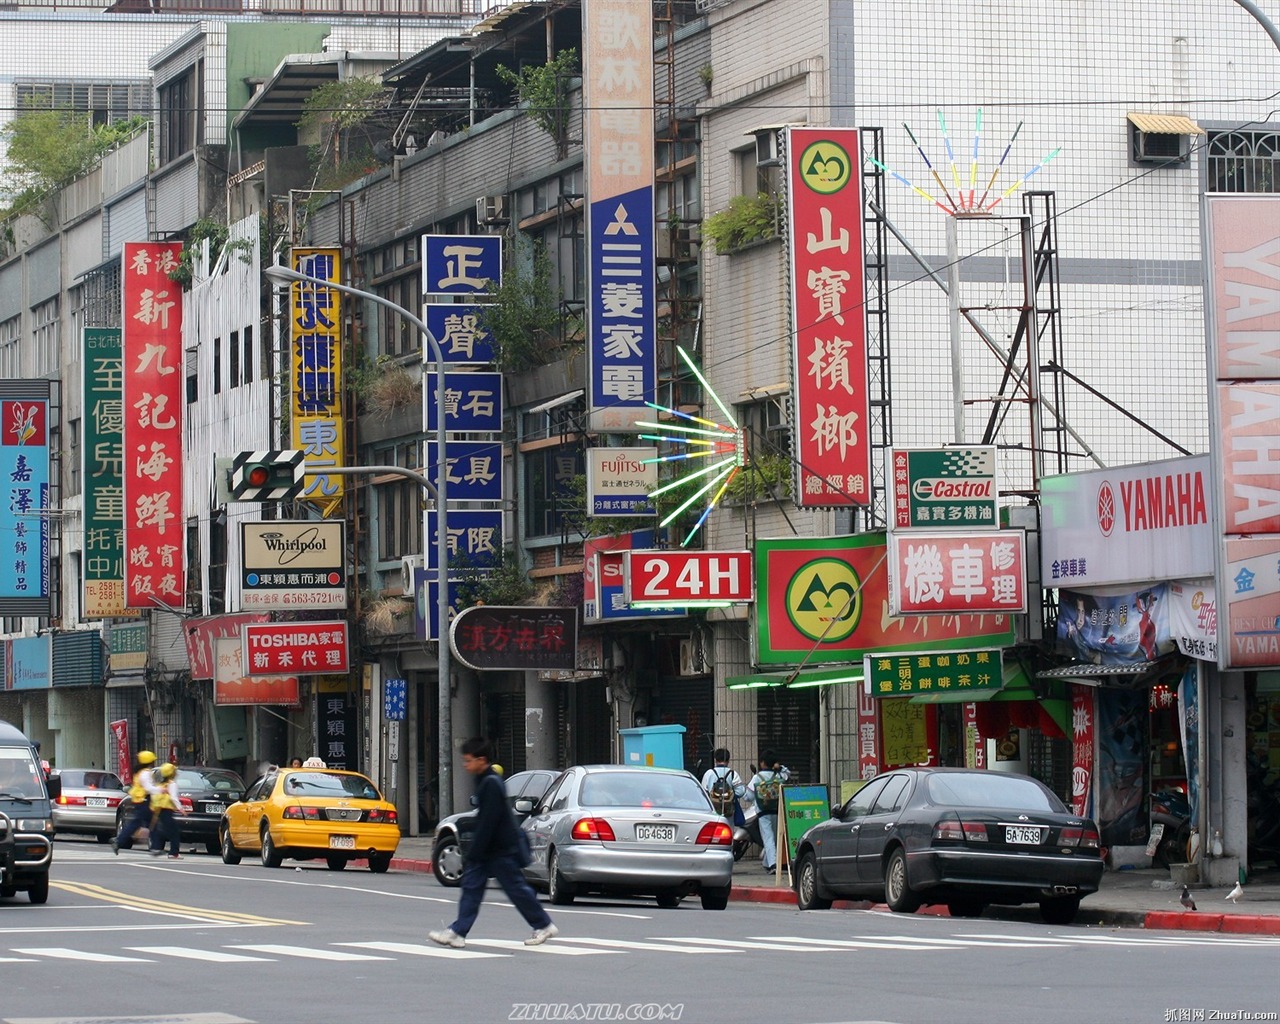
[{"left": 2, "top": 837, "right": 1277, "bottom": 1024}]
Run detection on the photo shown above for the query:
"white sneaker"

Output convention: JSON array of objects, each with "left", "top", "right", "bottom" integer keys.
[
  {"left": 427, "top": 928, "right": 465, "bottom": 949},
  {"left": 525, "top": 924, "right": 558, "bottom": 946}
]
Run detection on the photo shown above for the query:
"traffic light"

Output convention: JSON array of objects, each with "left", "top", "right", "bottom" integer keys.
[{"left": 229, "top": 450, "right": 305, "bottom": 501}]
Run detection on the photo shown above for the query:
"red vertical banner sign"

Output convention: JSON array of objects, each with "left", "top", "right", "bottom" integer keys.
[
  {"left": 109, "top": 718, "right": 131, "bottom": 784},
  {"left": 786, "top": 127, "right": 870, "bottom": 507},
  {"left": 1070, "top": 684, "right": 1094, "bottom": 818},
  {"left": 122, "top": 242, "right": 185, "bottom": 609}
]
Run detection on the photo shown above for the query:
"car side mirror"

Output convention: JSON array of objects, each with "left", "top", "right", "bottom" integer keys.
[
  {"left": 45, "top": 776, "right": 61, "bottom": 801},
  {"left": 831, "top": 802, "right": 843, "bottom": 819},
  {"left": 513, "top": 797, "right": 534, "bottom": 815}
]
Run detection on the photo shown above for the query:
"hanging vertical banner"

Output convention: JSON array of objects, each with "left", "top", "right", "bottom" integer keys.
[
  {"left": 0, "top": 379, "right": 53, "bottom": 616},
  {"left": 82, "top": 328, "right": 135, "bottom": 619},
  {"left": 786, "top": 126, "right": 870, "bottom": 507},
  {"left": 122, "top": 241, "right": 185, "bottom": 610},
  {"left": 855, "top": 685, "right": 879, "bottom": 781},
  {"left": 1070, "top": 684, "right": 1094, "bottom": 819},
  {"left": 583, "top": 0, "right": 656, "bottom": 432},
  {"left": 109, "top": 719, "right": 132, "bottom": 784},
  {"left": 289, "top": 248, "right": 345, "bottom": 514}
]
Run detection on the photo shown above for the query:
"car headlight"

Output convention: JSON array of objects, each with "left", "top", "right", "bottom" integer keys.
[{"left": 18, "top": 818, "right": 53, "bottom": 834}]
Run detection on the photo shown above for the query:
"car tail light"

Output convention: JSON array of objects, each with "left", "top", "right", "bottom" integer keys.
[
  {"left": 695, "top": 821, "right": 733, "bottom": 846},
  {"left": 933, "top": 815, "right": 989, "bottom": 842},
  {"left": 1059, "top": 826, "right": 1101, "bottom": 849},
  {"left": 57, "top": 794, "right": 83, "bottom": 806},
  {"left": 283, "top": 806, "right": 323, "bottom": 820},
  {"left": 179, "top": 796, "right": 194, "bottom": 813},
  {"left": 571, "top": 817, "right": 617, "bottom": 842},
  {"left": 366, "top": 808, "right": 399, "bottom": 824}
]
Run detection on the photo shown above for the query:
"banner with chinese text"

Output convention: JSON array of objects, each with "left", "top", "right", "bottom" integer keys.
[
  {"left": 289, "top": 248, "right": 345, "bottom": 513},
  {"left": 0, "top": 379, "right": 53, "bottom": 615}
]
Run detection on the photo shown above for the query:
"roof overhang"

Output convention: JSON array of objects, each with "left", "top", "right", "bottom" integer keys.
[
  {"left": 234, "top": 52, "right": 402, "bottom": 131},
  {"left": 726, "top": 666, "right": 865, "bottom": 690},
  {"left": 1127, "top": 112, "right": 1205, "bottom": 135}
]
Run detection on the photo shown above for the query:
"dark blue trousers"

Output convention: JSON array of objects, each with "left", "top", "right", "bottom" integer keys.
[
  {"left": 116, "top": 801, "right": 151, "bottom": 846},
  {"left": 450, "top": 854, "right": 551, "bottom": 937}
]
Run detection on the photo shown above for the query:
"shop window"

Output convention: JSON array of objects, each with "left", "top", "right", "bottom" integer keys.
[{"left": 523, "top": 443, "right": 582, "bottom": 539}]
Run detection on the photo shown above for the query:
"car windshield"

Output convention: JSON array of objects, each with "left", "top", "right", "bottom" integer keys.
[
  {"left": 176, "top": 769, "right": 243, "bottom": 793},
  {"left": 926, "top": 772, "right": 1063, "bottom": 812},
  {"left": 580, "top": 771, "right": 710, "bottom": 810},
  {"left": 283, "top": 771, "right": 379, "bottom": 800},
  {"left": 54, "top": 770, "right": 123, "bottom": 790},
  {"left": 0, "top": 747, "right": 44, "bottom": 799}
]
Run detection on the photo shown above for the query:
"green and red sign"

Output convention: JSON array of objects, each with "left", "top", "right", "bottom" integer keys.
[
  {"left": 887, "top": 446, "right": 998, "bottom": 530},
  {"left": 754, "top": 533, "right": 1016, "bottom": 665},
  {"left": 863, "top": 649, "right": 1002, "bottom": 698}
]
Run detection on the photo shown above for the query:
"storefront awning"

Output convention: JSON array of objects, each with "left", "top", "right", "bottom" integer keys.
[
  {"left": 1035, "top": 655, "right": 1178, "bottom": 685},
  {"left": 1126, "top": 112, "right": 1205, "bottom": 135},
  {"left": 726, "top": 666, "right": 864, "bottom": 690}
]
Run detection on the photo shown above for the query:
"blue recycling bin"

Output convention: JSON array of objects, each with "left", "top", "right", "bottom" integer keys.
[{"left": 618, "top": 724, "right": 686, "bottom": 770}]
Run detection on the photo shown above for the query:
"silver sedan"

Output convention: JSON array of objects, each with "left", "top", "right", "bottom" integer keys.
[{"left": 520, "top": 765, "right": 734, "bottom": 910}]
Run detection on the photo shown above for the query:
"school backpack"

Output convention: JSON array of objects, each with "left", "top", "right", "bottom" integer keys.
[
  {"left": 755, "top": 772, "right": 781, "bottom": 815},
  {"left": 708, "top": 768, "right": 736, "bottom": 817}
]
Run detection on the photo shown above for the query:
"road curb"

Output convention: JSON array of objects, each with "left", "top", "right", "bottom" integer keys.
[{"left": 394, "top": 858, "right": 1280, "bottom": 935}]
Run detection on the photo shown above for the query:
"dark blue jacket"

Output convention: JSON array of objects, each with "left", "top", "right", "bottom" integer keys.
[{"left": 467, "top": 767, "right": 519, "bottom": 862}]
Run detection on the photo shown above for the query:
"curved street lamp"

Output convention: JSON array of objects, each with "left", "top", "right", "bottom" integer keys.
[{"left": 263, "top": 262, "right": 455, "bottom": 820}]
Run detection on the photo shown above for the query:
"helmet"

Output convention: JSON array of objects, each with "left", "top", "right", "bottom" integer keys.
[
  {"left": 158, "top": 762, "right": 176, "bottom": 780},
  {"left": 137, "top": 750, "right": 157, "bottom": 765}
]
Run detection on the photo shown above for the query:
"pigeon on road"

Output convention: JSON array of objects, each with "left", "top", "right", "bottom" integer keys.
[
  {"left": 1226, "top": 881, "right": 1244, "bottom": 903},
  {"left": 1180, "top": 885, "right": 1197, "bottom": 911}
]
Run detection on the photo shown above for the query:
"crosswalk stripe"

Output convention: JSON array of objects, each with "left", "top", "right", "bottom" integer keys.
[
  {"left": 554, "top": 937, "right": 731, "bottom": 954},
  {"left": 954, "top": 931, "right": 1280, "bottom": 948},
  {"left": 651, "top": 936, "right": 848, "bottom": 953},
  {"left": 869, "top": 934, "right": 1072, "bottom": 949},
  {"left": 11, "top": 947, "right": 154, "bottom": 963},
  {"left": 748, "top": 935, "right": 963, "bottom": 951},
  {"left": 338, "top": 941, "right": 503, "bottom": 960},
  {"left": 227, "top": 944, "right": 393, "bottom": 961},
  {"left": 465, "top": 939, "right": 610, "bottom": 955},
  {"left": 126, "top": 946, "right": 274, "bottom": 962}
]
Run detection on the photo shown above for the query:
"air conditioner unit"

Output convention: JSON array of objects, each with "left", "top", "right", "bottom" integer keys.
[
  {"left": 476, "top": 194, "right": 510, "bottom": 225},
  {"left": 678, "top": 639, "right": 702, "bottom": 677},
  {"left": 754, "top": 128, "right": 782, "bottom": 167},
  {"left": 400, "top": 555, "right": 424, "bottom": 594}
]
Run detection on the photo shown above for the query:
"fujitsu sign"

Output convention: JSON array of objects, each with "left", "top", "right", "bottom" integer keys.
[{"left": 1040, "top": 454, "right": 1215, "bottom": 588}]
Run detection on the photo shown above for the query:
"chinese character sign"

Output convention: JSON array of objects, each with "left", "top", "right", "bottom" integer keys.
[
  {"left": 425, "top": 304, "right": 497, "bottom": 364},
  {"left": 425, "top": 510, "right": 502, "bottom": 572},
  {"left": 425, "top": 441, "right": 502, "bottom": 502},
  {"left": 887, "top": 530, "right": 1027, "bottom": 615},
  {"left": 786, "top": 127, "right": 870, "bottom": 507},
  {"left": 424, "top": 372, "right": 504, "bottom": 433},
  {"left": 0, "top": 379, "right": 53, "bottom": 615},
  {"left": 423, "top": 235, "right": 502, "bottom": 296},
  {"left": 290, "top": 248, "right": 345, "bottom": 511},
  {"left": 121, "top": 241, "right": 185, "bottom": 610},
  {"left": 242, "top": 621, "right": 349, "bottom": 677},
  {"left": 583, "top": 0, "right": 656, "bottom": 432},
  {"left": 82, "top": 328, "right": 132, "bottom": 618},
  {"left": 383, "top": 677, "right": 407, "bottom": 721},
  {"left": 450, "top": 606, "right": 578, "bottom": 672}
]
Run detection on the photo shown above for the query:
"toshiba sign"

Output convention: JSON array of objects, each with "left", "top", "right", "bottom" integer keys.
[{"left": 1040, "top": 455, "right": 1214, "bottom": 588}]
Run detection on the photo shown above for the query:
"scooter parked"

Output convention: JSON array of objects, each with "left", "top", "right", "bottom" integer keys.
[{"left": 1150, "top": 788, "right": 1193, "bottom": 868}]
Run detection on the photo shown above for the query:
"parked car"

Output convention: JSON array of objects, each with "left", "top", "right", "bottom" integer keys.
[
  {"left": 115, "top": 765, "right": 244, "bottom": 855},
  {"left": 219, "top": 766, "right": 399, "bottom": 872},
  {"left": 521, "top": 765, "right": 735, "bottom": 910},
  {"left": 50, "top": 769, "right": 127, "bottom": 842},
  {"left": 432, "top": 769, "right": 557, "bottom": 886},
  {"left": 792, "top": 767, "right": 1104, "bottom": 924}
]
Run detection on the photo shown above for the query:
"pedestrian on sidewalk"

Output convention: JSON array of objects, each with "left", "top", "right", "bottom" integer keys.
[
  {"left": 148, "top": 762, "right": 183, "bottom": 859},
  {"left": 747, "top": 750, "right": 790, "bottom": 873},
  {"left": 428, "top": 737, "right": 557, "bottom": 950},
  {"left": 113, "top": 750, "right": 159, "bottom": 853},
  {"left": 700, "top": 748, "right": 746, "bottom": 824}
]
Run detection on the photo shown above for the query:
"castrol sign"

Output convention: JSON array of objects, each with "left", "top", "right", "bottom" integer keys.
[{"left": 887, "top": 447, "right": 999, "bottom": 531}]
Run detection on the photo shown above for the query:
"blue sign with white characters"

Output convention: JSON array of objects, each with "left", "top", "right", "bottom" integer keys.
[
  {"left": 383, "top": 678, "right": 407, "bottom": 721},
  {"left": 413, "top": 571, "right": 466, "bottom": 641},
  {"left": 425, "top": 510, "right": 503, "bottom": 571},
  {"left": 587, "top": 185, "right": 656, "bottom": 432},
  {"left": 426, "top": 440, "right": 503, "bottom": 502},
  {"left": 426, "top": 304, "right": 496, "bottom": 364},
  {"left": 422, "top": 235, "right": 503, "bottom": 296},
  {"left": 425, "top": 372, "right": 504, "bottom": 433}
]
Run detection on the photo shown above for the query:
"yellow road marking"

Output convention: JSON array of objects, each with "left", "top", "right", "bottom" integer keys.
[{"left": 51, "top": 881, "right": 308, "bottom": 926}]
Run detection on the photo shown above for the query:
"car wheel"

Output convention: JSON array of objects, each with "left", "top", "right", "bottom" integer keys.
[
  {"left": 0, "top": 885, "right": 15, "bottom": 898},
  {"left": 220, "top": 825, "right": 242, "bottom": 865},
  {"left": 260, "top": 826, "right": 283, "bottom": 868},
  {"left": 655, "top": 889, "right": 681, "bottom": 908},
  {"left": 432, "top": 835, "right": 464, "bottom": 887},
  {"left": 947, "top": 899, "right": 985, "bottom": 918},
  {"left": 884, "top": 848, "right": 921, "bottom": 913},
  {"left": 547, "top": 849, "right": 575, "bottom": 905},
  {"left": 1039, "top": 895, "right": 1081, "bottom": 925},
  {"left": 368, "top": 852, "right": 392, "bottom": 874},
  {"left": 700, "top": 884, "right": 731, "bottom": 911},
  {"left": 795, "top": 851, "right": 833, "bottom": 911},
  {"left": 1154, "top": 826, "right": 1190, "bottom": 869},
  {"left": 326, "top": 855, "right": 348, "bottom": 871},
  {"left": 27, "top": 875, "right": 49, "bottom": 904}
]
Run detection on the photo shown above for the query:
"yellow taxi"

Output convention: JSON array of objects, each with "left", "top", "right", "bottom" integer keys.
[{"left": 219, "top": 765, "right": 400, "bottom": 872}]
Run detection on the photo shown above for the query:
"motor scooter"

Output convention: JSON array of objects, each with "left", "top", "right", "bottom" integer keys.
[{"left": 1150, "top": 788, "right": 1192, "bottom": 868}]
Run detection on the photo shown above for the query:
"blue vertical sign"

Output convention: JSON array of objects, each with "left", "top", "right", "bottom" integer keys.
[
  {"left": 0, "top": 381, "right": 53, "bottom": 615},
  {"left": 383, "top": 678, "right": 407, "bottom": 721},
  {"left": 425, "top": 372, "right": 504, "bottom": 433},
  {"left": 426, "top": 304, "right": 497, "bottom": 364}
]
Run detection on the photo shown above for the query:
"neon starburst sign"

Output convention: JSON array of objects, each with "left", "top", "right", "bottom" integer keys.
[
  {"left": 636, "top": 346, "right": 747, "bottom": 548},
  {"left": 870, "top": 109, "right": 1061, "bottom": 216}
]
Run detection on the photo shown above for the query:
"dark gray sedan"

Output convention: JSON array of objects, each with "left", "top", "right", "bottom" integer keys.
[
  {"left": 521, "top": 765, "right": 735, "bottom": 910},
  {"left": 793, "top": 767, "right": 1104, "bottom": 924},
  {"left": 431, "top": 768, "right": 557, "bottom": 886}
]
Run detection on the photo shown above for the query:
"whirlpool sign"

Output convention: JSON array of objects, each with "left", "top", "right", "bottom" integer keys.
[{"left": 240, "top": 521, "right": 347, "bottom": 610}]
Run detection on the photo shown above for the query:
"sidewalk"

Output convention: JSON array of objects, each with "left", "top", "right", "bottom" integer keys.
[{"left": 388, "top": 835, "right": 1280, "bottom": 935}]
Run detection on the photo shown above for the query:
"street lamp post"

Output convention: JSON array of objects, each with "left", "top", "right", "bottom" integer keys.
[{"left": 264, "top": 263, "right": 455, "bottom": 820}]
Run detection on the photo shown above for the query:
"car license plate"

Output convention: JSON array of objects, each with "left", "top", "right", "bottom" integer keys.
[
  {"left": 85, "top": 798, "right": 108, "bottom": 808},
  {"left": 1005, "top": 826, "right": 1043, "bottom": 845},
  {"left": 634, "top": 824, "right": 676, "bottom": 842},
  {"left": 203, "top": 803, "right": 223, "bottom": 814},
  {"left": 329, "top": 835, "right": 356, "bottom": 850}
]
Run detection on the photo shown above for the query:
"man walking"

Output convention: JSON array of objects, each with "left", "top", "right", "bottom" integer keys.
[{"left": 428, "top": 737, "right": 557, "bottom": 949}]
